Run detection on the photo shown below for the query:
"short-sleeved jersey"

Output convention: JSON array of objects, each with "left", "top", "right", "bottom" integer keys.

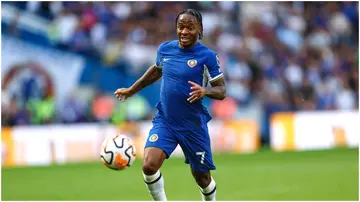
[{"left": 153, "top": 40, "right": 223, "bottom": 131}]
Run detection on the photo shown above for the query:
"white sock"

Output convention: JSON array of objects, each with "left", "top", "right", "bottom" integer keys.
[
  {"left": 143, "top": 170, "right": 167, "bottom": 201},
  {"left": 198, "top": 177, "right": 216, "bottom": 201}
]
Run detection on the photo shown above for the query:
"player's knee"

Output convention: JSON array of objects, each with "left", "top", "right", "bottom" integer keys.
[
  {"left": 142, "top": 147, "right": 166, "bottom": 175},
  {"left": 142, "top": 160, "right": 160, "bottom": 175}
]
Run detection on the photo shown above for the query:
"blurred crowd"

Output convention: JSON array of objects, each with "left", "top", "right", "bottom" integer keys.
[{"left": 2, "top": 2, "right": 359, "bottom": 130}]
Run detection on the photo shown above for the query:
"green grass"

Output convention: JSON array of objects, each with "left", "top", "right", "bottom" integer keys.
[{"left": 2, "top": 148, "right": 358, "bottom": 201}]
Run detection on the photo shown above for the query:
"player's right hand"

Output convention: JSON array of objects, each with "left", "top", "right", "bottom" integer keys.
[{"left": 114, "top": 88, "right": 134, "bottom": 102}]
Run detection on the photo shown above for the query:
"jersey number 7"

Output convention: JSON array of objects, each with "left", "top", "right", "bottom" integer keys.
[{"left": 196, "top": 151, "right": 205, "bottom": 164}]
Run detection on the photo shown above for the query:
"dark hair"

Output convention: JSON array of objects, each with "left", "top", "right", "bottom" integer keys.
[{"left": 175, "top": 9, "right": 203, "bottom": 40}]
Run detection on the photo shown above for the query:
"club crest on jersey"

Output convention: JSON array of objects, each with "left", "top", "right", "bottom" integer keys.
[
  {"left": 187, "top": 59, "right": 197, "bottom": 68},
  {"left": 149, "top": 134, "right": 159, "bottom": 142}
]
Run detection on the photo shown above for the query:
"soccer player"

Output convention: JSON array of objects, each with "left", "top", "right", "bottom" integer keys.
[{"left": 114, "top": 8, "right": 226, "bottom": 201}]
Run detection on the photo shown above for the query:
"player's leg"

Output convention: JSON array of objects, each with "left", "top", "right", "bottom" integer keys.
[
  {"left": 143, "top": 126, "right": 178, "bottom": 201},
  {"left": 191, "top": 169, "right": 216, "bottom": 201},
  {"left": 179, "top": 130, "right": 217, "bottom": 201},
  {"left": 142, "top": 147, "right": 167, "bottom": 201}
]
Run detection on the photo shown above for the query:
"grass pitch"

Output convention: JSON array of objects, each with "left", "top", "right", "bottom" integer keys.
[{"left": 2, "top": 148, "right": 358, "bottom": 200}]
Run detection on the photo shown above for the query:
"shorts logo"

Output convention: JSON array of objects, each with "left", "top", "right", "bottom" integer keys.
[
  {"left": 149, "top": 134, "right": 159, "bottom": 142},
  {"left": 187, "top": 59, "right": 197, "bottom": 68}
]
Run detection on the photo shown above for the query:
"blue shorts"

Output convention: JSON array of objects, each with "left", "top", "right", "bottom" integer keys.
[{"left": 144, "top": 123, "right": 216, "bottom": 172}]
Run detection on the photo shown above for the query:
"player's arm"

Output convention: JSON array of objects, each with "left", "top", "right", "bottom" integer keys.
[
  {"left": 187, "top": 77, "right": 226, "bottom": 103},
  {"left": 115, "top": 42, "right": 165, "bottom": 102},
  {"left": 130, "top": 65, "right": 162, "bottom": 94},
  {"left": 114, "top": 65, "right": 162, "bottom": 102},
  {"left": 205, "top": 76, "right": 226, "bottom": 100},
  {"left": 188, "top": 52, "right": 226, "bottom": 103}
]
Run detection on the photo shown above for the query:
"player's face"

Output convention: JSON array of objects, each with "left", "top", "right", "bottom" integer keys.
[{"left": 177, "top": 14, "right": 200, "bottom": 48}]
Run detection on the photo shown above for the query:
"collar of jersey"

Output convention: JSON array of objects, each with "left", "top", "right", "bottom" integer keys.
[{"left": 176, "top": 40, "right": 200, "bottom": 52}]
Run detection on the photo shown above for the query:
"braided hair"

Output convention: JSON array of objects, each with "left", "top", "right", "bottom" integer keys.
[{"left": 175, "top": 9, "right": 203, "bottom": 40}]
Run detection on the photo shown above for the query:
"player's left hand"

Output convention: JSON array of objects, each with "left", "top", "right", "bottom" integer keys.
[{"left": 187, "top": 81, "right": 206, "bottom": 103}]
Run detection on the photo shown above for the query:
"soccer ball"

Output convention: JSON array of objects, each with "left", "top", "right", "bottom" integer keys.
[{"left": 100, "top": 134, "right": 136, "bottom": 170}]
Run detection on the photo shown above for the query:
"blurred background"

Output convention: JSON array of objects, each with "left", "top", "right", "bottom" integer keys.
[
  {"left": 1, "top": 1, "right": 359, "bottom": 201},
  {"left": 1, "top": 1, "right": 359, "bottom": 139}
]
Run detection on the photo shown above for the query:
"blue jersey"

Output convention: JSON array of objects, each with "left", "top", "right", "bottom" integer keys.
[{"left": 153, "top": 40, "right": 223, "bottom": 131}]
